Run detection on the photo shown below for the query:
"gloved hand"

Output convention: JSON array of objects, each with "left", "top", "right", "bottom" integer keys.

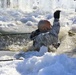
[{"left": 54, "top": 10, "right": 61, "bottom": 19}]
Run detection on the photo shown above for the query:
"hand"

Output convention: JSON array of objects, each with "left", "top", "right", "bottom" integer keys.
[{"left": 54, "top": 10, "right": 61, "bottom": 19}]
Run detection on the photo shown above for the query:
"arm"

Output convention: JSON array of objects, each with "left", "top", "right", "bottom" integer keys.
[
  {"left": 49, "top": 19, "right": 60, "bottom": 37},
  {"left": 49, "top": 10, "right": 61, "bottom": 37}
]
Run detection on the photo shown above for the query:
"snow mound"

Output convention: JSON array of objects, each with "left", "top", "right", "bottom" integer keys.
[
  {"left": 16, "top": 54, "right": 76, "bottom": 75},
  {"left": 0, "top": 48, "right": 76, "bottom": 75}
]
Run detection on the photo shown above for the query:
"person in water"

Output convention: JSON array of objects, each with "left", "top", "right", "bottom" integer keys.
[{"left": 30, "top": 10, "right": 61, "bottom": 51}]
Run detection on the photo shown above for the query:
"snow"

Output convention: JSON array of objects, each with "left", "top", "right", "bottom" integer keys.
[
  {"left": 0, "top": 52, "right": 76, "bottom": 75},
  {"left": 0, "top": 9, "right": 75, "bottom": 34},
  {"left": 0, "top": 0, "right": 76, "bottom": 75}
]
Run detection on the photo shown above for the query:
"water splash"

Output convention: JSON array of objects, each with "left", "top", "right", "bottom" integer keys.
[{"left": 0, "top": 33, "right": 30, "bottom": 51}]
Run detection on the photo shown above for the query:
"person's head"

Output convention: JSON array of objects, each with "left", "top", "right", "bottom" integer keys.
[{"left": 38, "top": 20, "right": 52, "bottom": 33}]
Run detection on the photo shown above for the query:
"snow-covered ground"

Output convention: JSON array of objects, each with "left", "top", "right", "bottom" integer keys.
[
  {"left": 0, "top": 0, "right": 76, "bottom": 75},
  {"left": 0, "top": 50, "right": 76, "bottom": 75}
]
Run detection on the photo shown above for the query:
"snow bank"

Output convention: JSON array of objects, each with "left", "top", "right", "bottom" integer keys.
[
  {"left": 0, "top": 9, "right": 53, "bottom": 33},
  {"left": 0, "top": 8, "right": 75, "bottom": 33},
  {"left": 0, "top": 53, "right": 76, "bottom": 75}
]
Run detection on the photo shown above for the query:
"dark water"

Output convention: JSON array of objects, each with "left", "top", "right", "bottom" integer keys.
[{"left": 0, "top": 33, "right": 31, "bottom": 50}]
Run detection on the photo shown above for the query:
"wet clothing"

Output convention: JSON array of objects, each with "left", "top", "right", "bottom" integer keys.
[{"left": 32, "top": 19, "right": 60, "bottom": 50}]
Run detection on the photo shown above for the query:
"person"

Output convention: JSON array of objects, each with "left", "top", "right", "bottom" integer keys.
[
  {"left": 30, "top": 20, "right": 52, "bottom": 40},
  {"left": 30, "top": 10, "right": 61, "bottom": 51}
]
